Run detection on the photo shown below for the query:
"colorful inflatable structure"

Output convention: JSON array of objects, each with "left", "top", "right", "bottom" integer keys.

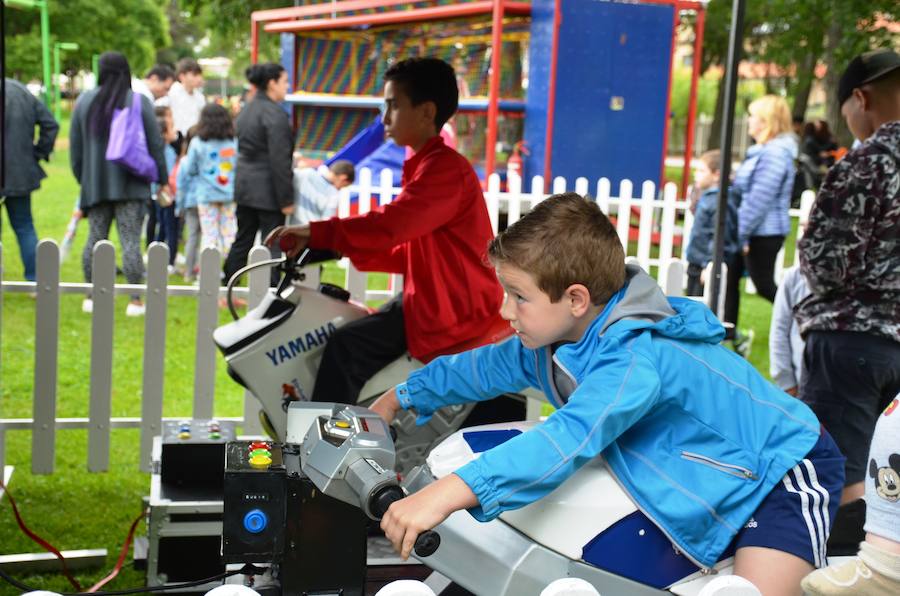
[{"left": 250, "top": 0, "right": 706, "bottom": 194}]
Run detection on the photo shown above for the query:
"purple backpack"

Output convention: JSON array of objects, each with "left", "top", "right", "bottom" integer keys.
[{"left": 105, "top": 92, "right": 158, "bottom": 182}]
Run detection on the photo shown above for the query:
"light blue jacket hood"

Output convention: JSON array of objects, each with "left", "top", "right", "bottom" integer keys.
[{"left": 398, "top": 266, "right": 821, "bottom": 569}]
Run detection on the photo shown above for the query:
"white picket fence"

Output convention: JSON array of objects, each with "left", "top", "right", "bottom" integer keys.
[{"left": 0, "top": 171, "right": 816, "bottom": 478}]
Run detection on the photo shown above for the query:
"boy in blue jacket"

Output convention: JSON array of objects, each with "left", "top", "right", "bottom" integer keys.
[{"left": 371, "top": 193, "right": 844, "bottom": 596}]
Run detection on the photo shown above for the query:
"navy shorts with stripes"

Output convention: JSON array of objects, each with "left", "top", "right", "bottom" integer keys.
[{"left": 731, "top": 428, "right": 845, "bottom": 568}]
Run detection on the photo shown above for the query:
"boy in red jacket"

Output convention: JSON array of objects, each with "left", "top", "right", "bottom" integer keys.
[{"left": 266, "top": 57, "right": 503, "bottom": 404}]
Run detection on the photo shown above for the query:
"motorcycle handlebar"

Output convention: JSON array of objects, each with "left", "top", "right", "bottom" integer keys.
[{"left": 369, "top": 485, "right": 441, "bottom": 558}]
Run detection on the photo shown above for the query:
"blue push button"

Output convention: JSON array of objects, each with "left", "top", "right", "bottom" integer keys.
[{"left": 243, "top": 509, "right": 268, "bottom": 534}]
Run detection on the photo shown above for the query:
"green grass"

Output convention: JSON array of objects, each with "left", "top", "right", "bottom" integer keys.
[{"left": 1, "top": 113, "right": 778, "bottom": 594}]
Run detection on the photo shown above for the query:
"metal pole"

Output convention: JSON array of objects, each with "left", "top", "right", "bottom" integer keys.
[
  {"left": 682, "top": 5, "right": 706, "bottom": 200},
  {"left": 484, "top": 0, "right": 504, "bottom": 177},
  {"left": 39, "top": 0, "right": 50, "bottom": 107},
  {"left": 53, "top": 42, "right": 60, "bottom": 121},
  {"left": 708, "top": 0, "right": 745, "bottom": 315}
]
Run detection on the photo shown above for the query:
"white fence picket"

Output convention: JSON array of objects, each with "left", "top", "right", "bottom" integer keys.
[
  {"left": 662, "top": 259, "right": 685, "bottom": 297},
  {"left": 358, "top": 167, "right": 373, "bottom": 215},
  {"left": 32, "top": 241, "right": 60, "bottom": 474},
  {"left": 659, "top": 183, "right": 678, "bottom": 266},
  {"left": 242, "top": 246, "right": 273, "bottom": 436},
  {"left": 636, "top": 181, "right": 656, "bottom": 270},
  {"left": 507, "top": 173, "right": 522, "bottom": 225},
  {"left": 615, "top": 180, "right": 633, "bottom": 251},
  {"left": 574, "top": 177, "right": 589, "bottom": 197},
  {"left": 596, "top": 178, "right": 611, "bottom": 215},
  {"left": 139, "top": 243, "right": 169, "bottom": 472},
  {"left": 193, "top": 248, "right": 221, "bottom": 419},
  {"left": 487, "top": 174, "right": 501, "bottom": 234},
  {"left": 87, "top": 241, "right": 116, "bottom": 472},
  {"left": 552, "top": 176, "right": 566, "bottom": 194},
  {"left": 529, "top": 176, "right": 544, "bottom": 209}
]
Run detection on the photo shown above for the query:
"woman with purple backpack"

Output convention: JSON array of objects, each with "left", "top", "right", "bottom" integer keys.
[{"left": 70, "top": 52, "right": 168, "bottom": 317}]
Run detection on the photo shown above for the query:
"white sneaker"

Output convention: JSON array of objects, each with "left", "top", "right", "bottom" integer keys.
[
  {"left": 167, "top": 265, "right": 177, "bottom": 276},
  {"left": 82, "top": 298, "right": 93, "bottom": 313},
  {"left": 126, "top": 302, "right": 146, "bottom": 317}
]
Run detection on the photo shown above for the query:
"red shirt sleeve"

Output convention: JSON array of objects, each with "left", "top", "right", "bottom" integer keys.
[
  {"left": 349, "top": 245, "right": 407, "bottom": 274},
  {"left": 308, "top": 151, "right": 464, "bottom": 254}
]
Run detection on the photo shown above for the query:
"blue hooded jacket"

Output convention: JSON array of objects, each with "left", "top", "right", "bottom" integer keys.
[
  {"left": 396, "top": 266, "right": 820, "bottom": 569},
  {"left": 733, "top": 133, "right": 798, "bottom": 246},
  {"left": 685, "top": 187, "right": 740, "bottom": 267}
]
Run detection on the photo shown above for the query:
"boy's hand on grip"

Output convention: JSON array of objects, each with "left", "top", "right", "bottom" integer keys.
[
  {"left": 264, "top": 225, "right": 310, "bottom": 258},
  {"left": 370, "top": 388, "right": 402, "bottom": 424}
]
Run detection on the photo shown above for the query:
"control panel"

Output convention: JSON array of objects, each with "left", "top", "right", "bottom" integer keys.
[
  {"left": 222, "top": 441, "right": 287, "bottom": 562},
  {"left": 160, "top": 418, "right": 236, "bottom": 492}
]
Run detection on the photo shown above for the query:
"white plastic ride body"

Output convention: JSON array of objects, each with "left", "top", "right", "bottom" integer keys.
[
  {"left": 214, "top": 284, "right": 420, "bottom": 441},
  {"left": 413, "top": 421, "right": 738, "bottom": 595}
]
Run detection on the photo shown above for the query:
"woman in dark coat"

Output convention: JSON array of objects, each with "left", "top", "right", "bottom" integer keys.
[
  {"left": 70, "top": 52, "right": 168, "bottom": 316},
  {"left": 222, "top": 63, "right": 294, "bottom": 286}
]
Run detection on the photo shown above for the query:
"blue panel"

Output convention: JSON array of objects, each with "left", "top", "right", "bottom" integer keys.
[
  {"left": 281, "top": 33, "right": 296, "bottom": 116},
  {"left": 326, "top": 118, "right": 387, "bottom": 166},
  {"left": 582, "top": 510, "right": 700, "bottom": 588},
  {"left": 526, "top": 0, "right": 672, "bottom": 189},
  {"left": 523, "top": 0, "right": 556, "bottom": 181},
  {"left": 463, "top": 429, "right": 522, "bottom": 453}
]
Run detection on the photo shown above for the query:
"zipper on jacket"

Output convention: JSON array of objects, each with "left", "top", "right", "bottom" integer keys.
[{"left": 681, "top": 451, "right": 757, "bottom": 480}]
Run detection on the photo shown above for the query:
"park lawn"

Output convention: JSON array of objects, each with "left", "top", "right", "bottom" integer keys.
[{"left": 1, "top": 116, "right": 775, "bottom": 594}]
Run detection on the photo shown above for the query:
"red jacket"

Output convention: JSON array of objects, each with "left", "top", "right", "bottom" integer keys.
[{"left": 309, "top": 136, "right": 503, "bottom": 361}]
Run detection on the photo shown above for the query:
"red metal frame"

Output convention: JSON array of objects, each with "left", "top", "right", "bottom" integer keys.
[
  {"left": 627, "top": 0, "right": 706, "bottom": 190},
  {"left": 541, "top": 0, "right": 561, "bottom": 188},
  {"left": 484, "top": 0, "right": 505, "bottom": 177},
  {"left": 682, "top": 6, "right": 705, "bottom": 198},
  {"left": 265, "top": 1, "right": 530, "bottom": 33},
  {"left": 659, "top": 5, "right": 681, "bottom": 187}
]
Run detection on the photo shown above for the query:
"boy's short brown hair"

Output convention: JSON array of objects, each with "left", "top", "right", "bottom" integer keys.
[
  {"left": 487, "top": 193, "right": 626, "bottom": 305},
  {"left": 329, "top": 159, "right": 355, "bottom": 184},
  {"left": 699, "top": 149, "right": 721, "bottom": 173}
]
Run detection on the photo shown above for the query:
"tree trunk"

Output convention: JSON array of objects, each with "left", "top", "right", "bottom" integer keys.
[
  {"left": 792, "top": 51, "right": 816, "bottom": 121},
  {"left": 823, "top": 17, "right": 853, "bottom": 147}
]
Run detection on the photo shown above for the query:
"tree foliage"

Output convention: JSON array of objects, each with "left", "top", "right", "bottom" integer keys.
[
  {"left": 697, "top": 0, "right": 896, "bottom": 145},
  {"left": 5, "top": 0, "right": 169, "bottom": 82}
]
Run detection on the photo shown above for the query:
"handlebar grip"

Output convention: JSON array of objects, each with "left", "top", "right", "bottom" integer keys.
[
  {"left": 413, "top": 530, "right": 441, "bottom": 557},
  {"left": 370, "top": 485, "right": 441, "bottom": 558},
  {"left": 279, "top": 234, "right": 298, "bottom": 253}
]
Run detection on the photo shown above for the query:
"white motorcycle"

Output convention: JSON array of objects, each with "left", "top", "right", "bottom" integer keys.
[
  {"left": 290, "top": 403, "right": 770, "bottom": 596},
  {"left": 212, "top": 247, "right": 525, "bottom": 473}
]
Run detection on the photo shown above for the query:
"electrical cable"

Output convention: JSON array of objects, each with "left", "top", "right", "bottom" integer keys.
[
  {"left": 86, "top": 509, "right": 147, "bottom": 592},
  {"left": 0, "top": 478, "right": 267, "bottom": 594},
  {"left": 0, "top": 478, "right": 83, "bottom": 591}
]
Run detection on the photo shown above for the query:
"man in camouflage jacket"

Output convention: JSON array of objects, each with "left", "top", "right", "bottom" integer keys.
[{"left": 796, "top": 50, "right": 900, "bottom": 510}]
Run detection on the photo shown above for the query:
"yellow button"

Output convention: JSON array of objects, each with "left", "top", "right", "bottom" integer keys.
[
  {"left": 178, "top": 432, "right": 191, "bottom": 440},
  {"left": 249, "top": 454, "right": 272, "bottom": 469},
  {"left": 334, "top": 420, "right": 351, "bottom": 429}
]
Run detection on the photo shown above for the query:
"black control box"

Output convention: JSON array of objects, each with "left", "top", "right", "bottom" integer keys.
[
  {"left": 222, "top": 441, "right": 286, "bottom": 562},
  {"left": 222, "top": 441, "right": 368, "bottom": 596},
  {"left": 160, "top": 419, "right": 236, "bottom": 493}
]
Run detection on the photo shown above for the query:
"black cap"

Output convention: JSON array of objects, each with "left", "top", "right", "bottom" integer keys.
[{"left": 838, "top": 49, "right": 900, "bottom": 107}]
